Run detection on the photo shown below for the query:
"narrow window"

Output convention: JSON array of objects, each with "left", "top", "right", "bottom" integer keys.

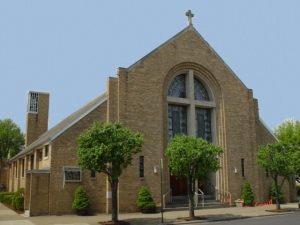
[
  {"left": 38, "top": 150, "right": 43, "bottom": 161},
  {"left": 139, "top": 156, "right": 144, "bottom": 178},
  {"left": 15, "top": 163, "right": 17, "bottom": 178},
  {"left": 44, "top": 145, "right": 49, "bottom": 157},
  {"left": 90, "top": 170, "right": 96, "bottom": 178},
  {"left": 241, "top": 158, "right": 245, "bottom": 177},
  {"left": 21, "top": 159, "right": 25, "bottom": 177},
  {"left": 30, "top": 155, "right": 34, "bottom": 170}
]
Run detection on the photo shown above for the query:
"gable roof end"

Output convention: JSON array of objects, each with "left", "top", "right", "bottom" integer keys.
[{"left": 127, "top": 25, "right": 248, "bottom": 90}]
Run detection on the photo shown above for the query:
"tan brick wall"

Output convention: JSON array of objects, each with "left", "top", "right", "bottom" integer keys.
[
  {"left": 108, "top": 27, "right": 280, "bottom": 211},
  {"left": 28, "top": 172, "right": 50, "bottom": 216},
  {"left": 48, "top": 102, "right": 107, "bottom": 215}
]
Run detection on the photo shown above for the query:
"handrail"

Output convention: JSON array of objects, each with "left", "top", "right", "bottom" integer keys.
[
  {"left": 162, "top": 189, "right": 172, "bottom": 208},
  {"left": 194, "top": 188, "right": 204, "bottom": 208},
  {"left": 215, "top": 188, "right": 232, "bottom": 206}
]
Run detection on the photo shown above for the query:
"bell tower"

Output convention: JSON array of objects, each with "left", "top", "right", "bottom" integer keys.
[{"left": 25, "top": 91, "right": 49, "bottom": 146}]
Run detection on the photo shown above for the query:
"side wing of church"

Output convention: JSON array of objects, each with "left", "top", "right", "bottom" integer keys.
[{"left": 5, "top": 22, "right": 296, "bottom": 216}]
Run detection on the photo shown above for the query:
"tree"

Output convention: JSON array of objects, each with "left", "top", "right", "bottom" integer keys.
[
  {"left": 241, "top": 182, "right": 255, "bottom": 206},
  {"left": 166, "top": 135, "right": 223, "bottom": 219},
  {"left": 274, "top": 119, "right": 300, "bottom": 182},
  {"left": 0, "top": 119, "right": 24, "bottom": 160},
  {"left": 77, "top": 122, "right": 143, "bottom": 223},
  {"left": 257, "top": 142, "right": 297, "bottom": 210}
]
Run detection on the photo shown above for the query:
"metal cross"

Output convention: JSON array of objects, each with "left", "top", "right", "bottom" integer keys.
[{"left": 185, "top": 10, "right": 194, "bottom": 25}]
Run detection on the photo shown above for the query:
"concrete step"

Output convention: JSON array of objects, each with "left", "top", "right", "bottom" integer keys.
[{"left": 164, "top": 200, "right": 231, "bottom": 212}]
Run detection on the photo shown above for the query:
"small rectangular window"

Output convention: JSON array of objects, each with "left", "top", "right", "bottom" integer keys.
[
  {"left": 90, "top": 170, "right": 96, "bottom": 178},
  {"left": 139, "top": 156, "right": 144, "bottom": 178},
  {"left": 241, "top": 158, "right": 245, "bottom": 177},
  {"left": 64, "top": 166, "right": 82, "bottom": 182},
  {"left": 44, "top": 145, "right": 49, "bottom": 157},
  {"left": 30, "top": 155, "right": 34, "bottom": 170},
  {"left": 38, "top": 150, "right": 43, "bottom": 161},
  {"left": 15, "top": 163, "right": 17, "bottom": 178},
  {"left": 21, "top": 159, "right": 25, "bottom": 177}
]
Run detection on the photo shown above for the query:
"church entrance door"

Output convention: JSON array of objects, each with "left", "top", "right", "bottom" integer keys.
[{"left": 170, "top": 175, "right": 187, "bottom": 196}]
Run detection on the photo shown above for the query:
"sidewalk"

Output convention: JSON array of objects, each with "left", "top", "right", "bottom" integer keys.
[{"left": 0, "top": 203, "right": 299, "bottom": 225}]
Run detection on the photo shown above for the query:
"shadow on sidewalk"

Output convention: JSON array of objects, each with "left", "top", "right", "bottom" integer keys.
[{"left": 122, "top": 214, "right": 249, "bottom": 225}]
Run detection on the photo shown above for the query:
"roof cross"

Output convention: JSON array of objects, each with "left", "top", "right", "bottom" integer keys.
[{"left": 185, "top": 10, "right": 194, "bottom": 26}]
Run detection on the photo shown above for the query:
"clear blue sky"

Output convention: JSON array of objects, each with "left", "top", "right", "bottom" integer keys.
[{"left": 0, "top": 0, "right": 299, "bottom": 132}]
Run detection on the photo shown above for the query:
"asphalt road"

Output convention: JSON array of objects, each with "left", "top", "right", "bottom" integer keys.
[{"left": 201, "top": 213, "right": 300, "bottom": 225}]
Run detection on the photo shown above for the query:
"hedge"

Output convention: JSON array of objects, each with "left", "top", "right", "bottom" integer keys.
[{"left": 0, "top": 189, "right": 24, "bottom": 211}]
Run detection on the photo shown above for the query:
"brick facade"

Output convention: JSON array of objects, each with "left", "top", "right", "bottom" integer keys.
[{"left": 5, "top": 25, "right": 296, "bottom": 216}]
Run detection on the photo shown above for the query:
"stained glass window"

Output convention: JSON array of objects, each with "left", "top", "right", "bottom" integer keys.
[
  {"left": 168, "top": 74, "right": 186, "bottom": 98},
  {"left": 196, "top": 108, "right": 212, "bottom": 142},
  {"left": 168, "top": 105, "right": 187, "bottom": 140},
  {"left": 194, "top": 78, "right": 209, "bottom": 101}
]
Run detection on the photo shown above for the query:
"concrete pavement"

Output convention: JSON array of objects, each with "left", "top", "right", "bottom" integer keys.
[{"left": 0, "top": 203, "right": 299, "bottom": 225}]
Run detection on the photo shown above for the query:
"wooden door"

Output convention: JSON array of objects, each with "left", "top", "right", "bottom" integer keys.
[{"left": 170, "top": 175, "right": 187, "bottom": 196}]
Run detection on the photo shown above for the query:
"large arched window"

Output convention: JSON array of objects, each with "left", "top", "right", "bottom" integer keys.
[
  {"left": 168, "top": 74, "right": 186, "bottom": 98},
  {"left": 167, "top": 70, "right": 215, "bottom": 142}
]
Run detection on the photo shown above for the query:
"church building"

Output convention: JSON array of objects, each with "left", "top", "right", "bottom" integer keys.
[{"left": 7, "top": 12, "right": 296, "bottom": 216}]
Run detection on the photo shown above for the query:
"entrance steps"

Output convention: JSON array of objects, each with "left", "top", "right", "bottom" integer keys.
[{"left": 164, "top": 196, "right": 231, "bottom": 212}]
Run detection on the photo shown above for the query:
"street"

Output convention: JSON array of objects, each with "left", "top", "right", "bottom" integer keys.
[{"left": 200, "top": 213, "right": 300, "bottom": 225}]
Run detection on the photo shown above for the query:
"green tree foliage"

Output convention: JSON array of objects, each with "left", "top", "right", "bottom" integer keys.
[
  {"left": 275, "top": 119, "right": 300, "bottom": 145},
  {"left": 241, "top": 182, "right": 255, "bottom": 206},
  {"left": 0, "top": 119, "right": 24, "bottom": 159},
  {"left": 257, "top": 142, "right": 297, "bottom": 209},
  {"left": 166, "top": 135, "right": 223, "bottom": 219},
  {"left": 72, "top": 186, "right": 89, "bottom": 215},
  {"left": 136, "top": 186, "right": 156, "bottom": 213},
  {"left": 77, "top": 122, "right": 143, "bottom": 223},
  {"left": 275, "top": 119, "right": 300, "bottom": 182}
]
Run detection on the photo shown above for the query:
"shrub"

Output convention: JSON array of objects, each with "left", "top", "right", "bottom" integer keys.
[
  {"left": 12, "top": 194, "right": 24, "bottom": 211},
  {"left": 241, "top": 182, "right": 255, "bottom": 206},
  {"left": 269, "top": 182, "right": 284, "bottom": 204},
  {"left": 2, "top": 194, "right": 14, "bottom": 205},
  {"left": 0, "top": 192, "right": 14, "bottom": 202},
  {"left": 72, "top": 186, "right": 89, "bottom": 215},
  {"left": 0, "top": 189, "right": 24, "bottom": 211},
  {"left": 12, "top": 188, "right": 24, "bottom": 211},
  {"left": 136, "top": 186, "right": 156, "bottom": 213}
]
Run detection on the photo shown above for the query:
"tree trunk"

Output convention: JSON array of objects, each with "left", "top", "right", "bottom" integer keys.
[
  {"left": 187, "top": 176, "right": 195, "bottom": 219},
  {"left": 274, "top": 176, "right": 281, "bottom": 210},
  {"left": 111, "top": 179, "right": 119, "bottom": 223}
]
